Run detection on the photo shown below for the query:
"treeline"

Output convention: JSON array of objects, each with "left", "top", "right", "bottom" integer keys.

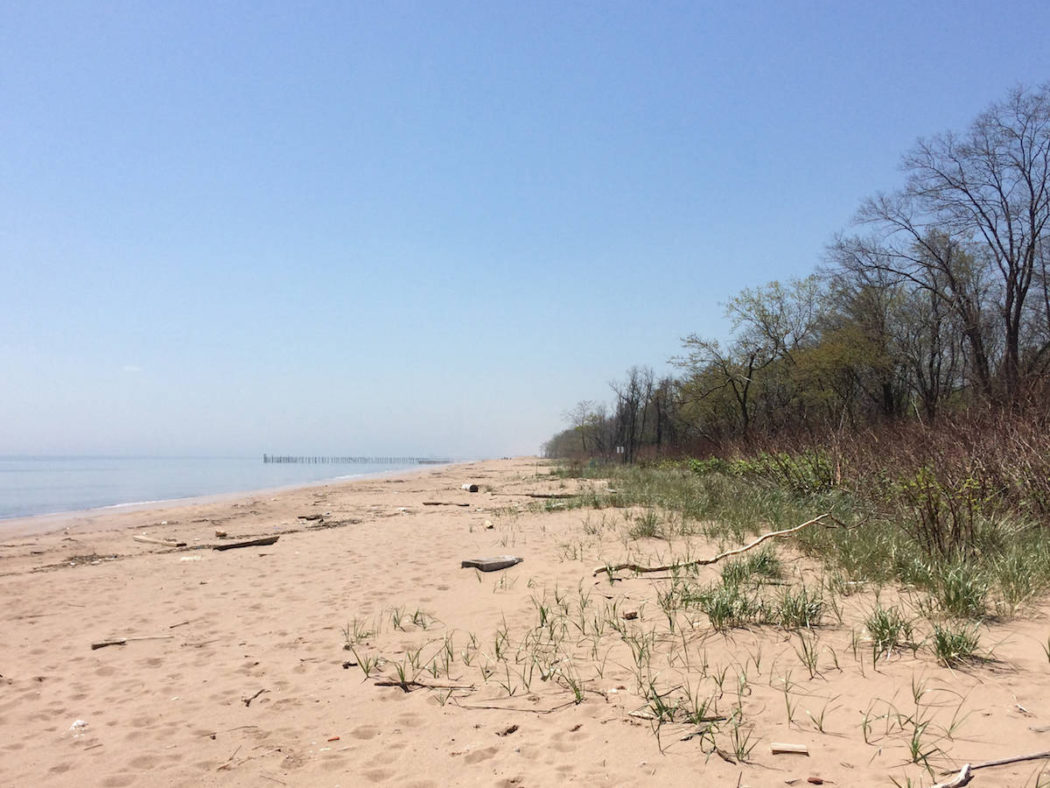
[{"left": 545, "top": 84, "right": 1050, "bottom": 465}]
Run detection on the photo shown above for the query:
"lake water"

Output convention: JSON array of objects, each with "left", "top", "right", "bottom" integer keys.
[{"left": 0, "top": 456, "right": 436, "bottom": 521}]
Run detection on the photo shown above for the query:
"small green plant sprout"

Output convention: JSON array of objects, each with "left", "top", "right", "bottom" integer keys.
[
  {"left": 684, "top": 683, "right": 718, "bottom": 726},
  {"left": 793, "top": 630, "right": 821, "bottom": 680},
  {"left": 406, "top": 645, "right": 423, "bottom": 671},
  {"left": 644, "top": 680, "right": 679, "bottom": 723},
  {"left": 780, "top": 671, "right": 797, "bottom": 725},
  {"left": 905, "top": 715, "right": 938, "bottom": 769},
  {"left": 726, "top": 712, "right": 758, "bottom": 762},
  {"left": 860, "top": 702, "right": 876, "bottom": 745},
  {"left": 805, "top": 695, "right": 838, "bottom": 734},
  {"left": 411, "top": 608, "right": 431, "bottom": 629},
  {"left": 349, "top": 647, "right": 380, "bottom": 678},
  {"left": 711, "top": 663, "right": 731, "bottom": 697},
  {"left": 341, "top": 622, "right": 354, "bottom": 650},
  {"left": 561, "top": 669, "right": 585, "bottom": 705},
  {"left": 342, "top": 616, "right": 375, "bottom": 648}
]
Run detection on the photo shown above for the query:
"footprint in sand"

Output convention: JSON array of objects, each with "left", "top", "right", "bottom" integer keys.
[
  {"left": 100, "top": 775, "right": 136, "bottom": 787},
  {"left": 350, "top": 724, "right": 380, "bottom": 740},
  {"left": 396, "top": 713, "right": 424, "bottom": 728},
  {"left": 545, "top": 729, "right": 577, "bottom": 754},
  {"left": 321, "top": 755, "right": 351, "bottom": 772},
  {"left": 463, "top": 745, "right": 499, "bottom": 764},
  {"left": 362, "top": 768, "right": 395, "bottom": 782}
]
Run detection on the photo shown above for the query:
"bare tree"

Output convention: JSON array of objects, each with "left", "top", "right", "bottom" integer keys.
[
  {"left": 610, "top": 366, "right": 654, "bottom": 463},
  {"left": 834, "top": 84, "right": 1050, "bottom": 401},
  {"left": 676, "top": 335, "right": 774, "bottom": 438}
]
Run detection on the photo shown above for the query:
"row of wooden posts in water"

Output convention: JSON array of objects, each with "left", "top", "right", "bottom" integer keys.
[{"left": 262, "top": 455, "right": 450, "bottom": 465}]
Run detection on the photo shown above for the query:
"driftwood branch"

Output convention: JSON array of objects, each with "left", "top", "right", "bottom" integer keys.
[
  {"left": 592, "top": 513, "right": 832, "bottom": 577},
  {"left": 932, "top": 765, "right": 973, "bottom": 788},
  {"left": 449, "top": 699, "right": 578, "bottom": 715},
  {"left": 213, "top": 536, "right": 280, "bottom": 551},
  {"left": 970, "top": 750, "right": 1050, "bottom": 771},
  {"left": 935, "top": 749, "right": 1050, "bottom": 786},
  {"left": 374, "top": 679, "right": 476, "bottom": 692}
]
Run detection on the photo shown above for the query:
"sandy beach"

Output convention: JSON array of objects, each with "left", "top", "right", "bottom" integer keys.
[{"left": 2, "top": 457, "right": 1050, "bottom": 787}]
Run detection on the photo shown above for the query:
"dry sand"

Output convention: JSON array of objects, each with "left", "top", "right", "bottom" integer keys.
[{"left": 2, "top": 457, "right": 1050, "bottom": 787}]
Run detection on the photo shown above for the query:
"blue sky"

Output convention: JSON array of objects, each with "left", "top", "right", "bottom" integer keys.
[{"left": 2, "top": 1, "right": 1048, "bottom": 457}]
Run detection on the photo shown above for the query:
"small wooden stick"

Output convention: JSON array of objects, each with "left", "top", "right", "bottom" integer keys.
[
  {"left": 593, "top": 514, "right": 831, "bottom": 577},
  {"left": 133, "top": 535, "right": 183, "bottom": 547},
  {"left": 243, "top": 689, "right": 267, "bottom": 707},
  {"left": 91, "top": 635, "right": 175, "bottom": 650}
]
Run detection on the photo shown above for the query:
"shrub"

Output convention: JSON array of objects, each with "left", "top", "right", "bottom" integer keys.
[
  {"left": 866, "top": 604, "right": 914, "bottom": 661},
  {"left": 697, "top": 584, "right": 761, "bottom": 631},
  {"left": 932, "top": 562, "right": 988, "bottom": 620},
  {"left": 931, "top": 623, "right": 981, "bottom": 666},
  {"left": 772, "top": 585, "right": 824, "bottom": 629}
]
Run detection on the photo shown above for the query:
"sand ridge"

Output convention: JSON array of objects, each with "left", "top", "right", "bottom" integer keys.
[{"left": 1, "top": 457, "right": 1050, "bottom": 786}]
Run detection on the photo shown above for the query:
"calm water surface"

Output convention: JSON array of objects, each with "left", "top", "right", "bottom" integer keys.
[{"left": 0, "top": 456, "right": 430, "bottom": 521}]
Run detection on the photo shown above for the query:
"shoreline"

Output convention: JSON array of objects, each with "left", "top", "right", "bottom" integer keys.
[
  {"left": 0, "top": 460, "right": 465, "bottom": 539},
  {"left": 3, "top": 456, "right": 1049, "bottom": 787}
]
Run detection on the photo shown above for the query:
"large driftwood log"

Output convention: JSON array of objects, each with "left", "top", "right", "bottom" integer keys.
[{"left": 592, "top": 514, "right": 832, "bottom": 577}]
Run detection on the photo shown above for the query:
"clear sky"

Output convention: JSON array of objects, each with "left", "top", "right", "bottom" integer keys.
[{"left": 2, "top": 1, "right": 1048, "bottom": 458}]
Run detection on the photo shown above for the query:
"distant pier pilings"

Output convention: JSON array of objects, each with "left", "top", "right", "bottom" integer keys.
[{"left": 263, "top": 454, "right": 450, "bottom": 465}]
